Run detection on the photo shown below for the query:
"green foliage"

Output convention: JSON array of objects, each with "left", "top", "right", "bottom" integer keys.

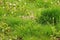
[
  {"left": 0, "top": 0, "right": 60, "bottom": 40},
  {"left": 37, "top": 7, "right": 60, "bottom": 25}
]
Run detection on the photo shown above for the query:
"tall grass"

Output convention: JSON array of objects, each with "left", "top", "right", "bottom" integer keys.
[{"left": 0, "top": 0, "right": 60, "bottom": 40}]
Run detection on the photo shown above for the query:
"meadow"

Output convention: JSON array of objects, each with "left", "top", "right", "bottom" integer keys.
[{"left": 0, "top": 0, "right": 60, "bottom": 40}]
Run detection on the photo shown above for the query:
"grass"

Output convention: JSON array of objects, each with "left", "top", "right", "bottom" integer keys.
[
  {"left": 36, "top": 7, "right": 60, "bottom": 25},
  {"left": 0, "top": 0, "right": 60, "bottom": 40}
]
